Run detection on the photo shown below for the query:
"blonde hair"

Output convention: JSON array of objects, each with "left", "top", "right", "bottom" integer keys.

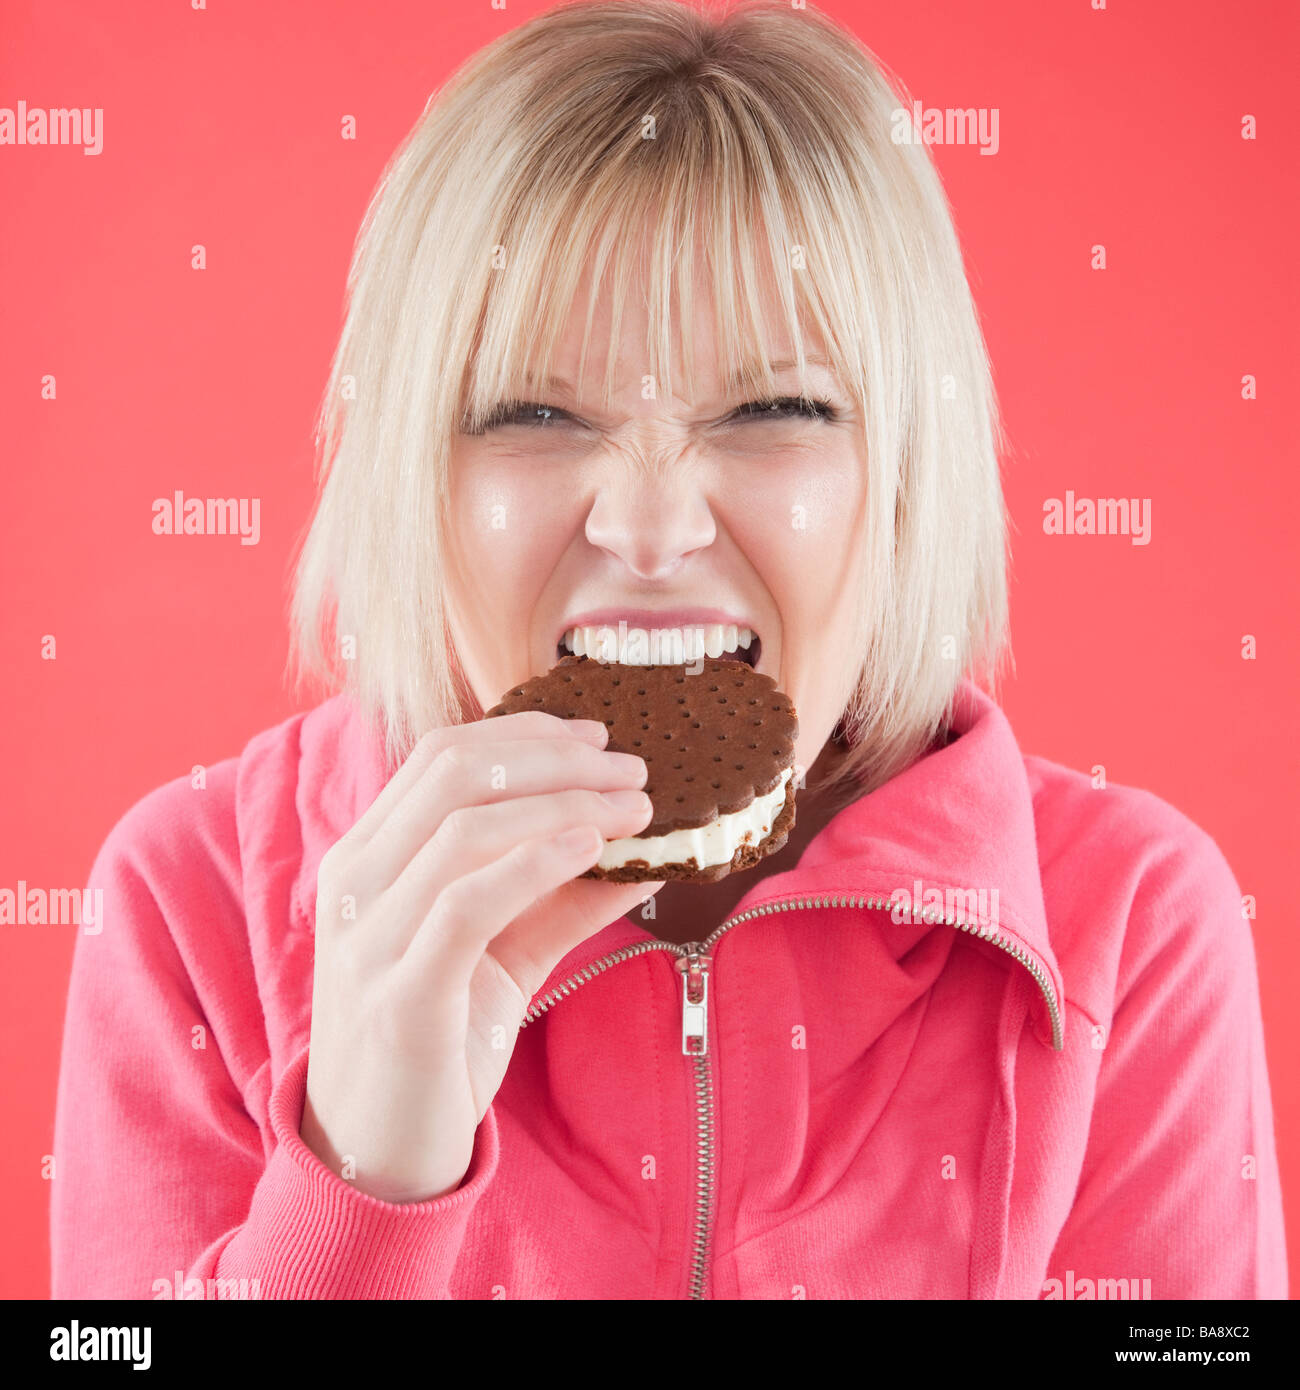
[{"left": 290, "top": 0, "right": 1010, "bottom": 803}]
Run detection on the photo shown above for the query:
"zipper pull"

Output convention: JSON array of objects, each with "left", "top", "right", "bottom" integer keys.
[{"left": 675, "top": 950, "right": 711, "bottom": 1056}]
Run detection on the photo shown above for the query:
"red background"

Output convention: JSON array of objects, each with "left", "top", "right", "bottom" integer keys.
[{"left": 1, "top": 0, "right": 1295, "bottom": 1298}]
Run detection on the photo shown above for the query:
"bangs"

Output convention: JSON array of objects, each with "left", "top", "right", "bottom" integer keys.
[{"left": 456, "top": 90, "right": 868, "bottom": 433}]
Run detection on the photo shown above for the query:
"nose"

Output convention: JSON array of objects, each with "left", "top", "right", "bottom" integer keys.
[{"left": 584, "top": 464, "right": 717, "bottom": 581}]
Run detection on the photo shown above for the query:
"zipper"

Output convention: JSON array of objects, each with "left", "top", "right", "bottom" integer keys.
[{"left": 519, "top": 891, "right": 1062, "bottom": 1300}]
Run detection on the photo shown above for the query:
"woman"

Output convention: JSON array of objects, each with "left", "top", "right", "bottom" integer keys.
[{"left": 51, "top": 0, "right": 1286, "bottom": 1299}]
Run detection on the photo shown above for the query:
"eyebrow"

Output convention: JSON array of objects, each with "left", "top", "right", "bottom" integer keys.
[{"left": 726, "top": 356, "right": 835, "bottom": 387}]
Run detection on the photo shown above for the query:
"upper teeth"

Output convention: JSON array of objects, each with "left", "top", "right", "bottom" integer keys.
[{"left": 561, "top": 623, "right": 754, "bottom": 665}]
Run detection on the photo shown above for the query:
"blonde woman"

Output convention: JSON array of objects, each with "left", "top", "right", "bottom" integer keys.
[{"left": 52, "top": 0, "right": 1285, "bottom": 1300}]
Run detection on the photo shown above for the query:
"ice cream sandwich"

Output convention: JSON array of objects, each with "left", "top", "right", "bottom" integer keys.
[{"left": 486, "top": 654, "right": 798, "bottom": 882}]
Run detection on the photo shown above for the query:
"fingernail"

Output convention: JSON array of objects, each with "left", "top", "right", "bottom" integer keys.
[
  {"left": 601, "top": 789, "right": 652, "bottom": 813},
  {"left": 605, "top": 752, "right": 648, "bottom": 782},
  {"left": 570, "top": 720, "right": 609, "bottom": 743},
  {"left": 555, "top": 825, "right": 601, "bottom": 854}
]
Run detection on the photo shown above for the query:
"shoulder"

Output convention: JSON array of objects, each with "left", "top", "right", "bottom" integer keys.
[
  {"left": 1024, "top": 753, "right": 1239, "bottom": 905},
  {"left": 92, "top": 757, "right": 243, "bottom": 902},
  {"left": 91, "top": 706, "right": 313, "bottom": 893},
  {"left": 1023, "top": 754, "right": 1249, "bottom": 1028}
]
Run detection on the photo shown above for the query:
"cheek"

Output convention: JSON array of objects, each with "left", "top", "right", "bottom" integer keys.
[
  {"left": 718, "top": 446, "right": 866, "bottom": 615},
  {"left": 448, "top": 462, "right": 574, "bottom": 615}
]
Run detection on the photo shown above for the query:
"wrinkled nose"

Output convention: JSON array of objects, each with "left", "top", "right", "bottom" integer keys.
[{"left": 584, "top": 465, "right": 717, "bottom": 581}]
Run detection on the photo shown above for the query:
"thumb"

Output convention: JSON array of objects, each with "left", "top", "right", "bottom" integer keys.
[{"left": 493, "top": 877, "right": 665, "bottom": 998}]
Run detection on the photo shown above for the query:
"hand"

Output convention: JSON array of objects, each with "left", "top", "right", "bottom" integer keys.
[{"left": 300, "top": 711, "right": 662, "bottom": 1201}]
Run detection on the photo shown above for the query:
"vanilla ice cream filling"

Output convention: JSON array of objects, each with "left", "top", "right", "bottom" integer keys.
[{"left": 597, "top": 766, "right": 793, "bottom": 872}]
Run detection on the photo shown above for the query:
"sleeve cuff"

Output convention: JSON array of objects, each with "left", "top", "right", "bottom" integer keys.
[{"left": 231, "top": 1044, "right": 498, "bottom": 1298}]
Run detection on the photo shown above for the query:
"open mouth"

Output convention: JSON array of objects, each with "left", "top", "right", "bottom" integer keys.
[{"left": 557, "top": 623, "right": 761, "bottom": 669}]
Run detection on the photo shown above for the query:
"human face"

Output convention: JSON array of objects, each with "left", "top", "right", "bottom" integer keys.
[{"left": 443, "top": 272, "right": 869, "bottom": 788}]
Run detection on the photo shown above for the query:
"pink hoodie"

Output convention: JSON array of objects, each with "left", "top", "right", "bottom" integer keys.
[{"left": 50, "top": 679, "right": 1287, "bottom": 1299}]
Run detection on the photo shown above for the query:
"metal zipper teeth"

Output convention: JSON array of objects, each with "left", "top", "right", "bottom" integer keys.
[
  {"left": 520, "top": 893, "right": 1062, "bottom": 1047},
  {"left": 518, "top": 891, "right": 1063, "bottom": 1301},
  {"left": 697, "top": 893, "right": 1063, "bottom": 1048},
  {"left": 686, "top": 1051, "right": 712, "bottom": 1300},
  {"left": 520, "top": 939, "right": 684, "bottom": 1025}
]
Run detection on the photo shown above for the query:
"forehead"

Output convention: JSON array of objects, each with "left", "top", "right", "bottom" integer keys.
[
  {"left": 459, "top": 193, "right": 853, "bottom": 432},
  {"left": 524, "top": 359, "right": 842, "bottom": 411},
  {"left": 519, "top": 261, "right": 838, "bottom": 404}
]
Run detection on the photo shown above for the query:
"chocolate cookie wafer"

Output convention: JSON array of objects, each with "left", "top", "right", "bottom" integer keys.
[{"left": 485, "top": 655, "right": 798, "bottom": 882}]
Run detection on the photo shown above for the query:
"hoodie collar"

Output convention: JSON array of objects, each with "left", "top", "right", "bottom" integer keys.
[
  {"left": 716, "top": 677, "right": 1063, "bottom": 1049},
  {"left": 297, "top": 677, "right": 1063, "bottom": 1051}
]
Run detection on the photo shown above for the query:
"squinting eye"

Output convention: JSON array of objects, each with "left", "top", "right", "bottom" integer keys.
[
  {"left": 465, "top": 394, "right": 839, "bottom": 435},
  {"left": 732, "top": 396, "right": 837, "bottom": 423},
  {"left": 476, "top": 400, "right": 574, "bottom": 431}
]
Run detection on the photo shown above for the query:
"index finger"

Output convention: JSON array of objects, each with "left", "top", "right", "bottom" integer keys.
[{"left": 348, "top": 710, "right": 609, "bottom": 843}]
